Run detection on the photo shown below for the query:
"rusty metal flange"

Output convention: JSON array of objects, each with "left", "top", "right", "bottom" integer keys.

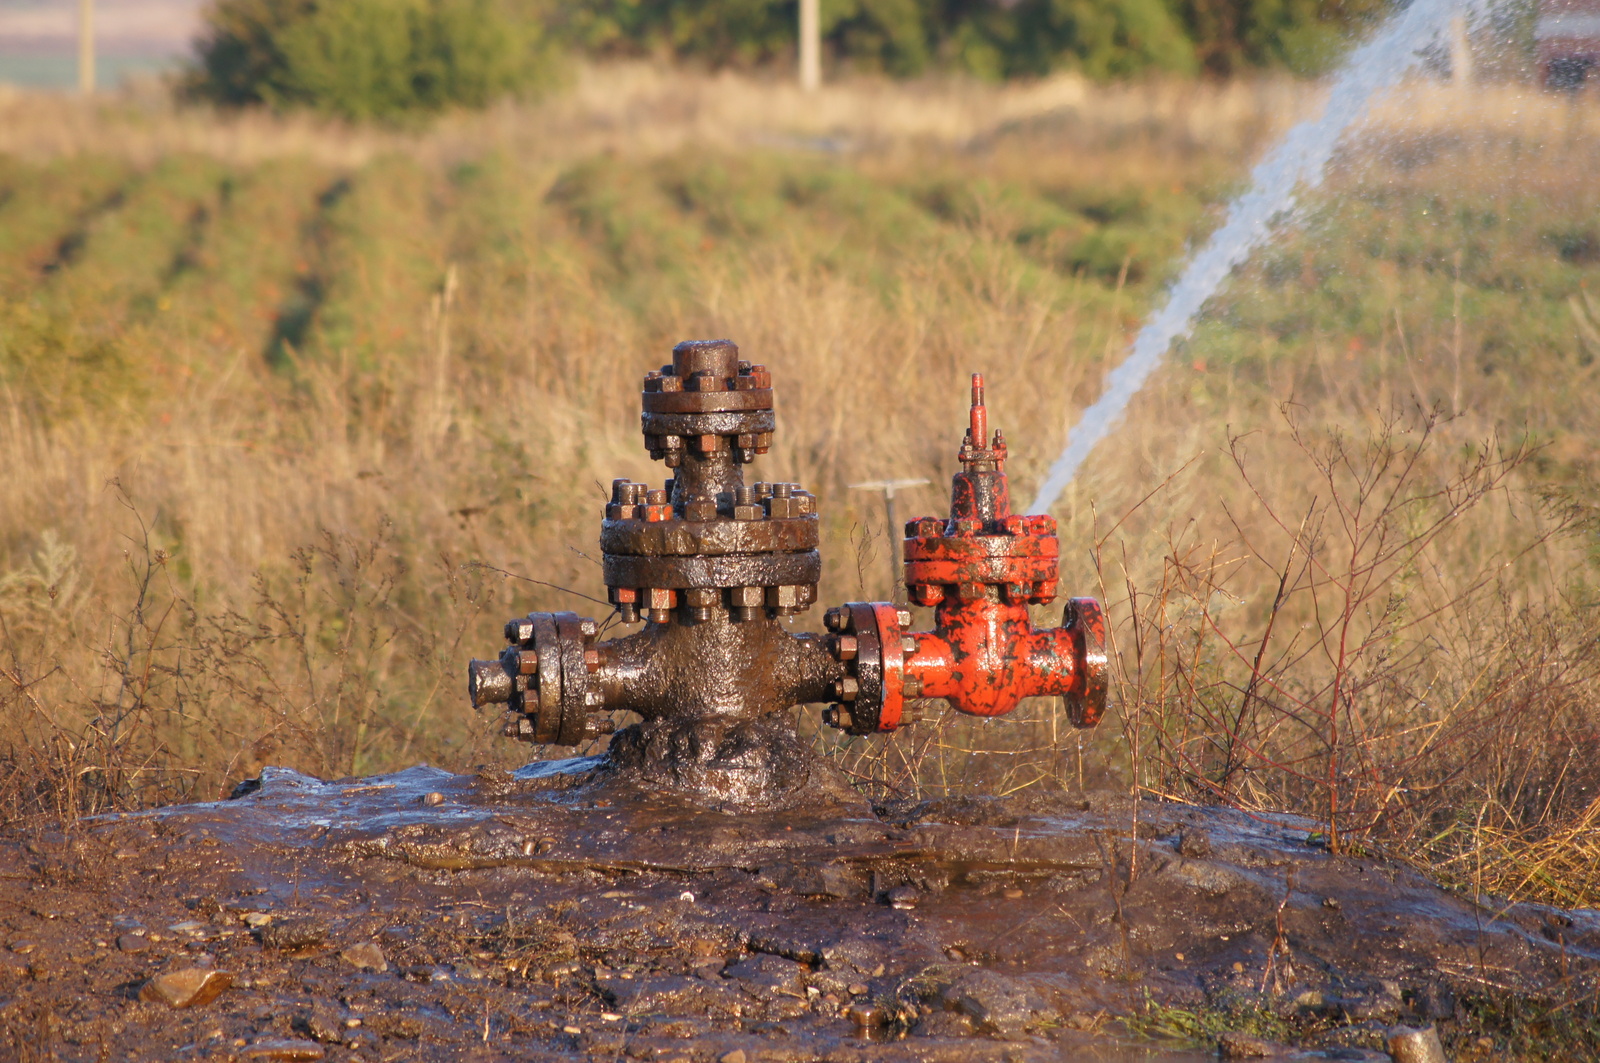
[
  {"left": 642, "top": 340, "right": 776, "bottom": 466},
  {"left": 821, "top": 603, "right": 917, "bottom": 736}
]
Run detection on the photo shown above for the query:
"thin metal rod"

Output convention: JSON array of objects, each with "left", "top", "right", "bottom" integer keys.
[{"left": 849, "top": 478, "right": 929, "bottom": 605}]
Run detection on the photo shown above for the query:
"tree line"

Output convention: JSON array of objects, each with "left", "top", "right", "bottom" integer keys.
[{"left": 189, "top": 0, "right": 1391, "bottom": 119}]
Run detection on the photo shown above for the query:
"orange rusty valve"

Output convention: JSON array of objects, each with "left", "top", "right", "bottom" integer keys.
[{"left": 822, "top": 375, "right": 1108, "bottom": 735}]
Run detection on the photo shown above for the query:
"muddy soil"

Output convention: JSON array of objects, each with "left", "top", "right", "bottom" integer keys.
[{"left": 1, "top": 759, "right": 1595, "bottom": 1062}]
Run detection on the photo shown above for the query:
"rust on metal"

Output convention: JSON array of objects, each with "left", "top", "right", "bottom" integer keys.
[
  {"left": 467, "top": 346, "right": 1107, "bottom": 805},
  {"left": 825, "top": 375, "right": 1106, "bottom": 735}
]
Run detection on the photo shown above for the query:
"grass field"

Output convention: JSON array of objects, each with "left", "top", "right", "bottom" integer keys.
[{"left": 1, "top": 67, "right": 1597, "bottom": 930}]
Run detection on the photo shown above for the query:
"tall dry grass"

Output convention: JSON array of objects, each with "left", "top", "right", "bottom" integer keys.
[{"left": 0, "top": 65, "right": 1597, "bottom": 908}]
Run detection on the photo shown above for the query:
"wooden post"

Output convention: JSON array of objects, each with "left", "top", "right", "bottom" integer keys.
[
  {"left": 78, "top": 0, "right": 95, "bottom": 94},
  {"left": 799, "top": 0, "right": 820, "bottom": 92}
]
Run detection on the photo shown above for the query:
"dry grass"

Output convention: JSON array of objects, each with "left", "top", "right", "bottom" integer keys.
[
  {"left": 0, "top": 64, "right": 1597, "bottom": 912},
  {"left": 0, "top": 64, "right": 1312, "bottom": 166}
]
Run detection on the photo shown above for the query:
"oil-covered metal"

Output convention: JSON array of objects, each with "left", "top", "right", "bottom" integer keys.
[{"left": 467, "top": 343, "right": 1108, "bottom": 807}]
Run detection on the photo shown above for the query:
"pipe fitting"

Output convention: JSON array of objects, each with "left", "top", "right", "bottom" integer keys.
[{"left": 465, "top": 346, "right": 1106, "bottom": 803}]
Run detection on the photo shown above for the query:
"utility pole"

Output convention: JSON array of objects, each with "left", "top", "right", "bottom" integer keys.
[
  {"left": 78, "top": 0, "right": 95, "bottom": 94},
  {"left": 799, "top": 0, "right": 820, "bottom": 92},
  {"left": 849, "top": 479, "right": 929, "bottom": 604},
  {"left": 1446, "top": 14, "right": 1473, "bottom": 86}
]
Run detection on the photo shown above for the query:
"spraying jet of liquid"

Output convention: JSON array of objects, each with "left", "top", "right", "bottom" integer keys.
[{"left": 1029, "top": 0, "right": 1483, "bottom": 515}]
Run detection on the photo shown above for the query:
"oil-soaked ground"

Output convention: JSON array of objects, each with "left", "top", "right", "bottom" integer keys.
[{"left": 2, "top": 759, "right": 1596, "bottom": 1062}]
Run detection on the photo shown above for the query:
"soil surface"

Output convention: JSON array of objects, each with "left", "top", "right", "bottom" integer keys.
[{"left": 1, "top": 758, "right": 1596, "bottom": 1062}]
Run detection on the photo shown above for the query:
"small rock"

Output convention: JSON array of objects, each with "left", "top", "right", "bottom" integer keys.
[
  {"left": 1411, "top": 982, "right": 1456, "bottom": 1021},
  {"left": 378, "top": 926, "right": 412, "bottom": 946},
  {"left": 261, "top": 917, "right": 327, "bottom": 951},
  {"left": 1178, "top": 828, "right": 1212, "bottom": 858},
  {"left": 886, "top": 886, "right": 919, "bottom": 910},
  {"left": 242, "top": 1039, "right": 325, "bottom": 1061},
  {"left": 9, "top": 942, "right": 37, "bottom": 955},
  {"left": 422, "top": 791, "right": 445, "bottom": 806},
  {"left": 344, "top": 1030, "right": 380, "bottom": 1052},
  {"left": 339, "top": 942, "right": 387, "bottom": 972},
  {"left": 940, "top": 969, "right": 1049, "bottom": 1040},
  {"left": 1386, "top": 1025, "right": 1448, "bottom": 1063},
  {"left": 241, "top": 912, "right": 273, "bottom": 929},
  {"left": 1218, "top": 1031, "right": 1274, "bottom": 1059},
  {"left": 401, "top": 963, "right": 452, "bottom": 983},
  {"left": 913, "top": 1010, "right": 975, "bottom": 1037},
  {"left": 1343, "top": 982, "right": 1405, "bottom": 1022},
  {"left": 845, "top": 1004, "right": 886, "bottom": 1027},
  {"left": 718, "top": 1051, "right": 747, "bottom": 1063},
  {"left": 1295, "top": 990, "right": 1325, "bottom": 1010},
  {"left": 847, "top": 983, "right": 869, "bottom": 996},
  {"left": 300, "top": 1006, "right": 350, "bottom": 1044},
  {"left": 370, "top": 1014, "right": 426, "bottom": 1039},
  {"left": 723, "top": 954, "right": 805, "bottom": 995},
  {"left": 139, "top": 968, "right": 233, "bottom": 1008},
  {"left": 116, "top": 934, "right": 148, "bottom": 953}
]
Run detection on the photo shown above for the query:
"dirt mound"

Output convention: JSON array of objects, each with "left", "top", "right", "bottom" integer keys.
[{"left": 1, "top": 761, "right": 1594, "bottom": 1061}]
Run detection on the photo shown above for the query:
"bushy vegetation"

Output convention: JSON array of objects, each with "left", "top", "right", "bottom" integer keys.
[
  {"left": 189, "top": 0, "right": 553, "bottom": 119},
  {"left": 558, "top": 0, "right": 1376, "bottom": 77},
  {"left": 186, "top": 0, "right": 1393, "bottom": 118}
]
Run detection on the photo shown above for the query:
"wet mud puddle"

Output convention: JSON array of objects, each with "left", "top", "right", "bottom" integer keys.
[{"left": 1, "top": 761, "right": 1596, "bottom": 1062}]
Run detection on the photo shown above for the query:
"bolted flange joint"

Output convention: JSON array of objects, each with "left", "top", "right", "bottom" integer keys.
[{"left": 468, "top": 611, "right": 608, "bottom": 744}]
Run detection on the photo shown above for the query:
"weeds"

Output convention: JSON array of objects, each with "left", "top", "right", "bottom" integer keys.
[{"left": 1124, "top": 988, "right": 1302, "bottom": 1047}]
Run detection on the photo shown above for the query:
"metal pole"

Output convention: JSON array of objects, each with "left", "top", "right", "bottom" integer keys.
[
  {"left": 849, "top": 479, "right": 929, "bottom": 604},
  {"left": 799, "top": 0, "right": 820, "bottom": 92},
  {"left": 78, "top": 0, "right": 95, "bottom": 95}
]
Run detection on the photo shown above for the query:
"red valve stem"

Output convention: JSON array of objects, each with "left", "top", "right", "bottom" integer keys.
[{"left": 970, "top": 373, "right": 987, "bottom": 449}]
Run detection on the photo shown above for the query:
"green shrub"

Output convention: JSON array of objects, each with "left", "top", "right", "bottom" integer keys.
[{"left": 190, "top": 0, "right": 553, "bottom": 120}]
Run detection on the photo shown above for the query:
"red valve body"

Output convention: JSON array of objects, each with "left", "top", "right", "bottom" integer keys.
[
  {"left": 907, "top": 598, "right": 1104, "bottom": 720},
  {"left": 823, "top": 375, "right": 1107, "bottom": 735}
]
